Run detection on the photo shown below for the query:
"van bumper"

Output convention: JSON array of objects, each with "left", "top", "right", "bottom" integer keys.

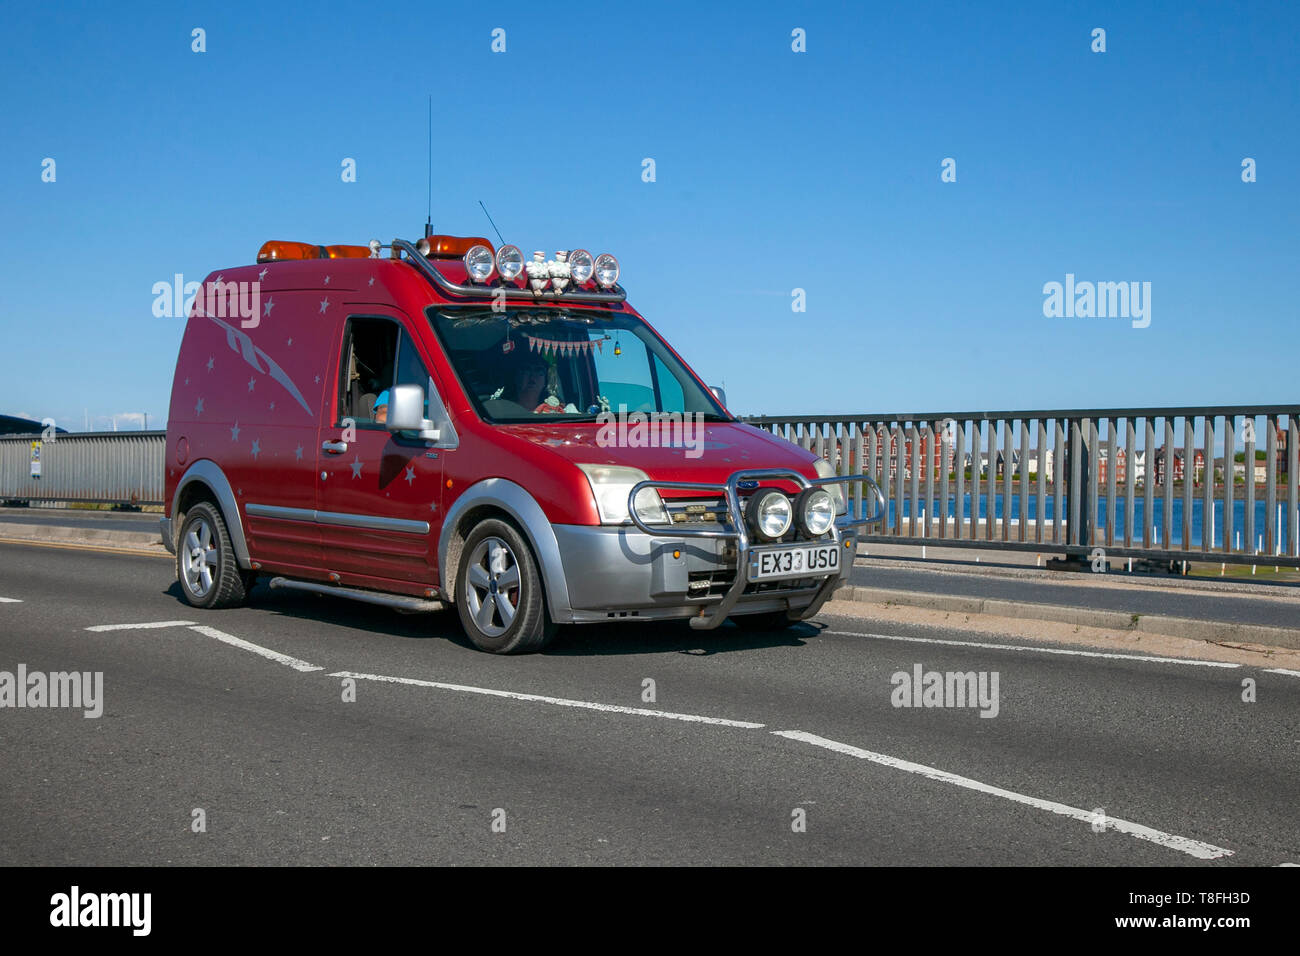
[{"left": 550, "top": 524, "right": 853, "bottom": 626}]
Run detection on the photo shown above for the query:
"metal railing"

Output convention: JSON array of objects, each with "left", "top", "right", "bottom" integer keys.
[
  {"left": 745, "top": 406, "right": 1300, "bottom": 567},
  {"left": 0, "top": 431, "right": 166, "bottom": 505}
]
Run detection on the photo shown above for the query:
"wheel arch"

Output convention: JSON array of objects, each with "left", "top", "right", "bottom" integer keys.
[
  {"left": 438, "top": 479, "right": 573, "bottom": 622},
  {"left": 171, "top": 460, "right": 252, "bottom": 569}
]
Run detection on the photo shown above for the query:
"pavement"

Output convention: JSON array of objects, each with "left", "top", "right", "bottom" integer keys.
[{"left": 1, "top": 538, "right": 1298, "bottom": 866}]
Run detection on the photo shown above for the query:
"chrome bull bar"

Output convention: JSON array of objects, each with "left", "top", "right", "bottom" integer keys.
[{"left": 627, "top": 469, "right": 887, "bottom": 629}]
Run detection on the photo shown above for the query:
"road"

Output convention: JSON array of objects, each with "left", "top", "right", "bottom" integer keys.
[
  {"left": 1, "top": 540, "right": 1297, "bottom": 865},
  {"left": 850, "top": 563, "right": 1300, "bottom": 629}
]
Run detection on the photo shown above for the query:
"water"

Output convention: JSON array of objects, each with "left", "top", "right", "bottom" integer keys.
[{"left": 878, "top": 494, "right": 1294, "bottom": 552}]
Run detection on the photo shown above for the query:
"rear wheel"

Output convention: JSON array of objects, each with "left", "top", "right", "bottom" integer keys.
[
  {"left": 456, "top": 519, "right": 555, "bottom": 654},
  {"left": 176, "top": 501, "right": 251, "bottom": 609}
]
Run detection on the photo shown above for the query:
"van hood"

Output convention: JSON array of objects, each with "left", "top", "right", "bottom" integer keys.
[{"left": 493, "top": 420, "right": 821, "bottom": 485}]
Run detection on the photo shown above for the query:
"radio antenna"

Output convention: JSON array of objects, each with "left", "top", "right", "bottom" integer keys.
[
  {"left": 425, "top": 95, "right": 433, "bottom": 238},
  {"left": 478, "top": 200, "right": 506, "bottom": 246}
]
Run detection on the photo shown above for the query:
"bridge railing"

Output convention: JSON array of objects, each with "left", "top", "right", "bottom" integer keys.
[
  {"left": 744, "top": 406, "right": 1300, "bottom": 567},
  {"left": 0, "top": 431, "right": 166, "bottom": 506}
]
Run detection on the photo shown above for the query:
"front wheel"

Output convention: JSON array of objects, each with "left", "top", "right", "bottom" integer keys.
[{"left": 456, "top": 519, "right": 556, "bottom": 654}]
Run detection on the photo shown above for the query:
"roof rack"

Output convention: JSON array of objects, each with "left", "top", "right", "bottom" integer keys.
[{"left": 382, "top": 239, "right": 628, "bottom": 304}]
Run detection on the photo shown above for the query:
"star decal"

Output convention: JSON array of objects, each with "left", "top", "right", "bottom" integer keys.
[
  {"left": 251, "top": 439, "right": 261, "bottom": 460},
  {"left": 368, "top": 277, "right": 375, "bottom": 287},
  {"left": 323, "top": 275, "right": 331, "bottom": 285},
  {"left": 294, "top": 445, "right": 303, "bottom": 461},
  {"left": 248, "top": 377, "right": 256, "bottom": 392},
  {"left": 184, "top": 377, "right": 190, "bottom": 386},
  {"left": 404, "top": 466, "right": 416, "bottom": 486},
  {"left": 350, "top": 456, "right": 363, "bottom": 478},
  {"left": 319, "top": 297, "right": 330, "bottom": 314},
  {"left": 263, "top": 297, "right": 275, "bottom": 317},
  {"left": 287, "top": 338, "right": 293, "bottom": 346},
  {"left": 269, "top": 401, "right": 276, "bottom": 411},
  {"left": 314, "top": 375, "right": 321, "bottom": 384},
  {"left": 194, "top": 397, "right": 204, "bottom": 416},
  {"left": 258, "top": 268, "right": 268, "bottom": 281},
  {"left": 230, "top": 422, "right": 240, "bottom": 441},
  {"left": 206, "top": 356, "right": 214, "bottom": 372}
]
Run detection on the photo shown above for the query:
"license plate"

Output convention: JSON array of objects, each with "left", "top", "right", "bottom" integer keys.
[{"left": 748, "top": 543, "right": 840, "bottom": 581}]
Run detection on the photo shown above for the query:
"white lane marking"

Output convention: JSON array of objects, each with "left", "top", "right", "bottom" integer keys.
[
  {"left": 85, "top": 620, "right": 196, "bottom": 632},
  {"left": 189, "top": 625, "right": 323, "bottom": 673},
  {"left": 331, "top": 671, "right": 766, "bottom": 728},
  {"left": 1264, "top": 668, "right": 1300, "bottom": 678},
  {"left": 0, "top": 597, "right": 22, "bottom": 603},
  {"left": 773, "top": 730, "right": 1233, "bottom": 861},
  {"left": 823, "top": 629, "right": 1239, "bottom": 669}
]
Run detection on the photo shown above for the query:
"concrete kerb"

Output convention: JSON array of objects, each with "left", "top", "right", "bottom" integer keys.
[{"left": 839, "top": 585, "right": 1300, "bottom": 651}]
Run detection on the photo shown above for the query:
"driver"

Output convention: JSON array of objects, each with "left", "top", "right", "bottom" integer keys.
[{"left": 511, "top": 356, "right": 548, "bottom": 411}]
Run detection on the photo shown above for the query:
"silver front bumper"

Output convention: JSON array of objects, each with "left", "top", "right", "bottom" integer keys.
[{"left": 552, "top": 467, "right": 885, "bottom": 629}]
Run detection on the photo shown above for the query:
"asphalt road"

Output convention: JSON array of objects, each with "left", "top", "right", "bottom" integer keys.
[
  {"left": 1, "top": 540, "right": 1297, "bottom": 866},
  {"left": 850, "top": 563, "right": 1300, "bottom": 629}
]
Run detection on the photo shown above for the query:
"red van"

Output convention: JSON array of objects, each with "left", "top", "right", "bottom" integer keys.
[{"left": 161, "top": 233, "right": 882, "bottom": 653}]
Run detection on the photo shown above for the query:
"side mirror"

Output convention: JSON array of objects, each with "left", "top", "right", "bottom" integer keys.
[
  {"left": 709, "top": 385, "right": 727, "bottom": 408},
  {"left": 386, "top": 384, "right": 440, "bottom": 440}
]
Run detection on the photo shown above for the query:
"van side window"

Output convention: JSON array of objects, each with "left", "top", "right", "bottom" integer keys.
[{"left": 338, "top": 317, "right": 399, "bottom": 427}]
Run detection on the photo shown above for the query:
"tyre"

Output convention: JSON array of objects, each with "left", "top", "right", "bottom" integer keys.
[
  {"left": 456, "top": 518, "right": 555, "bottom": 654},
  {"left": 176, "top": 501, "right": 251, "bottom": 609},
  {"left": 734, "top": 610, "right": 798, "bottom": 631}
]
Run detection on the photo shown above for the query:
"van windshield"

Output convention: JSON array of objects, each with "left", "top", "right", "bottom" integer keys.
[{"left": 426, "top": 308, "right": 730, "bottom": 424}]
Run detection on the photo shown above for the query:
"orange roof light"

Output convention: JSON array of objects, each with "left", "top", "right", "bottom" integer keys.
[
  {"left": 257, "top": 240, "right": 322, "bottom": 263},
  {"left": 324, "top": 244, "right": 372, "bottom": 259},
  {"left": 419, "top": 235, "right": 495, "bottom": 259}
]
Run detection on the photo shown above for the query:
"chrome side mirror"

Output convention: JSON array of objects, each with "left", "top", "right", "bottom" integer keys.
[
  {"left": 386, "top": 384, "right": 440, "bottom": 440},
  {"left": 709, "top": 385, "right": 727, "bottom": 408}
]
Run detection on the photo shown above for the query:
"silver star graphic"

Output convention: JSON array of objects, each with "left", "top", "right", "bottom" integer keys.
[
  {"left": 230, "top": 422, "right": 240, "bottom": 441},
  {"left": 323, "top": 275, "right": 331, "bottom": 285},
  {"left": 314, "top": 375, "right": 321, "bottom": 384},
  {"left": 251, "top": 440, "right": 261, "bottom": 459},
  {"left": 350, "top": 456, "right": 363, "bottom": 478},
  {"left": 184, "top": 377, "right": 190, "bottom": 386},
  {"left": 287, "top": 338, "right": 293, "bottom": 346},
  {"left": 294, "top": 445, "right": 303, "bottom": 461},
  {"left": 368, "top": 277, "right": 375, "bottom": 287},
  {"left": 258, "top": 268, "right": 268, "bottom": 281},
  {"left": 263, "top": 297, "right": 275, "bottom": 317},
  {"left": 269, "top": 401, "right": 276, "bottom": 411},
  {"left": 404, "top": 466, "right": 416, "bottom": 486},
  {"left": 214, "top": 274, "right": 224, "bottom": 283},
  {"left": 248, "top": 377, "right": 256, "bottom": 392},
  {"left": 206, "top": 357, "right": 214, "bottom": 371},
  {"left": 319, "top": 297, "right": 330, "bottom": 314},
  {"left": 194, "top": 397, "right": 204, "bottom": 415}
]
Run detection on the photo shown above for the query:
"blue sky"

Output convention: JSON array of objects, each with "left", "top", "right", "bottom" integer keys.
[{"left": 1, "top": 0, "right": 1296, "bottom": 429}]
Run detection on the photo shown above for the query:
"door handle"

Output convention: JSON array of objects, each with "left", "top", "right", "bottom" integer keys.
[{"left": 322, "top": 440, "right": 348, "bottom": 454}]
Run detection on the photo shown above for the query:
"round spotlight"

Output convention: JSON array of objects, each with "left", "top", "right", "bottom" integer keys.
[
  {"left": 463, "top": 244, "right": 495, "bottom": 283},
  {"left": 797, "top": 488, "right": 836, "bottom": 536},
  {"left": 416, "top": 237, "right": 431, "bottom": 256},
  {"left": 594, "top": 253, "right": 620, "bottom": 289},
  {"left": 748, "top": 490, "right": 792, "bottom": 541},
  {"left": 495, "top": 244, "right": 524, "bottom": 282},
  {"left": 569, "top": 249, "right": 595, "bottom": 285}
]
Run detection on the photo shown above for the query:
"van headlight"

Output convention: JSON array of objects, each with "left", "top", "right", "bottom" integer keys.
[
  {"left": 577, "top": 465, "right": 669, "bottom": 526},
  {"left": 797, "top": 487, "right": 836, "bottom": 536},
  {"left": 813, "top": 458, "right": 847, "bottom": 515}
]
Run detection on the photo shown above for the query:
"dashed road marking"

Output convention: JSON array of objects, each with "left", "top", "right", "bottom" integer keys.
[
  {"left": 772, "top": 729, "right": 1233, "bottom": 861},
  {"left": 1263, "top": 668, "right": 1300, "bottom": 678},
  {"left": 0, "top": 597, "right": 21, "bottom": 603},
  {"left": 330, "top": 671, "right": 766, "bottom": 728},
  {"left": 86, "top": 620, "right": 196, "bottom": 632},
  {"left": 823, "top": 629, "right": 1240, "bottom": 669},
  {"left": 189, "top": 624, "right": 322, "bottom": 673}
]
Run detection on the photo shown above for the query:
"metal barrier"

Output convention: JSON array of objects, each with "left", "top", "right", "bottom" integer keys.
[
  {"left": 0, "top": 431, "right": 166, "bottom": 505},
  {"left": 745, "top": 407, "right": 1300, "bottom": 567}
]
